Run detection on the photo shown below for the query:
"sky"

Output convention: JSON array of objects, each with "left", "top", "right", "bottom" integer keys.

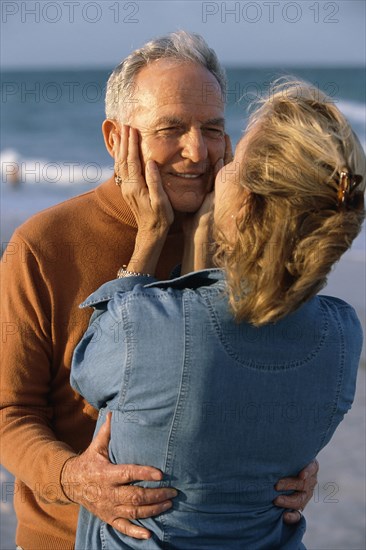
[{"left": 1, "top": 0, "right": 365, "bottom": 69}]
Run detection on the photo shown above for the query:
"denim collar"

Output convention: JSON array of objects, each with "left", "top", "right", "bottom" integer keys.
[
  {"left": 147, "top": 268, "right": 224, "bottom": 290},
  {"left": 80, "top": 269, "right": 225, "bottom": 308}
]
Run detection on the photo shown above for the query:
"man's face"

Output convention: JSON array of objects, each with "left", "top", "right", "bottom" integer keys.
[{"left": 127, "top": 59, "right": 226, "bottom": 213}]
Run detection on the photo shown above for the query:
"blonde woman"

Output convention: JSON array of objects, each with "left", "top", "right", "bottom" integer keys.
[{"left": 71, "top": 80, "right": 365, "bottom": 549}]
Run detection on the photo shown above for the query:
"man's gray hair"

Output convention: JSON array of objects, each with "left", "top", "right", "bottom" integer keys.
[{"left": 105, "top": 30, "right": 227, "bottom": 121}]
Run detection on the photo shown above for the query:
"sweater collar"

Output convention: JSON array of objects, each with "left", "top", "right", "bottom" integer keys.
[
  {"left": 95, "top": 176, "right": 137, "bottom": 227},
  {"left": 94, "top": 176, "right": 185, "bottom": 235},
  {"left": 147, "top": 268, "right": 225, "bottom": 290}
]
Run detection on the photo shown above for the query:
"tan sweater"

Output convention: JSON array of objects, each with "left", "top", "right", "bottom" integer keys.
[{"left": 0, "top": 177, "right": 183, "bottom": 549}]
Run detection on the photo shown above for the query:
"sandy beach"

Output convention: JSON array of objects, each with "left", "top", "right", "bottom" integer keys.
[{"left": 1, "top": 185, "right": 365, "bottom": 549}]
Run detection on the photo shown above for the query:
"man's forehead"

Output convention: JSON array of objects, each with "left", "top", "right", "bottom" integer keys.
[
  {"left": 136, "top": 86, "right": 224, "bottom": 109},
  {"left": 130, "top": 102, "right": 225, "bottom": 128},
  {"left": 133, "top": 59, "right": 224, "bottom": 109}
]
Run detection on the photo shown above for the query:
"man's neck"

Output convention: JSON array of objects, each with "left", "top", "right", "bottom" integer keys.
[
  {"left": 170, "top": 211, "right": 185, "bottom": 233},
  {"left": 170, "top": 210, "right": 199, "bottom": 234}
]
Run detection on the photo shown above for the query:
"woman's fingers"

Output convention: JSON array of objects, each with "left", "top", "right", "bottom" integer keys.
[
  {"left": 117, "top": 126, "right": 141, "bottom": 186},
  {"left": 114, "top": 128, "right": 173, "bottom": 232},
  {"left": 213, "top": 133, "right": 233, "bottom": 181},
  {"left": 145, "top": 160, "right": 162, "bottom": 193},
  {"left": 213, "top": 158, "right": 224, "bottom": 180},
  {"left": 114, "top": 125, "right": 126, "bottom": 180},
  {"left": 145, "top": 160, "right": 174, "bottom": 228},
  {"left": 127, "top": 127, "right": 142, "bottom": 183},
  {"left": 224, "top": 133, "right": 234, "bottom": 165}
]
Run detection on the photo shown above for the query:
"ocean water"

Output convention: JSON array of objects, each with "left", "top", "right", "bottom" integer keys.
[{"left": 1, "top": 66, "right": 365, "bottom": 182}]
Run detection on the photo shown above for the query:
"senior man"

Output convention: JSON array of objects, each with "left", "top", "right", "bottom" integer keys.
[{"left": 0, "top": 32, "right": 317, "bottom": 549}]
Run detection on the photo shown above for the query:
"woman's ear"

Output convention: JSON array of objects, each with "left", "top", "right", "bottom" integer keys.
[{"left": 102, "top": 119, "right": 120, "bottom": 159}]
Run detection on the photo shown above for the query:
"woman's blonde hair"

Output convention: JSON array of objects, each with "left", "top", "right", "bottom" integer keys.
[{"left": 215, "top": 78, "right": 366, "bottom": 326}]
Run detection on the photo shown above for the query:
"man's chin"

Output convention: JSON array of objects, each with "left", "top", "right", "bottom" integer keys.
[
  {"left": 171, "top": 199, "right": 205, "bottom": 215},
  {"left": 167, "top": 191, "right": 208, "bottom": 215}
]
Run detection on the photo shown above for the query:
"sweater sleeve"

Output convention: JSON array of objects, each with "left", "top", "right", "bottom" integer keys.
[{"left": 0, "top": 231, "right": 76, "bottom": 504}]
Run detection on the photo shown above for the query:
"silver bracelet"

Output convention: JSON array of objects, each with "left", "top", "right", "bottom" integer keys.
[{"left": 117, "top": 265, "right": 151, "bottom": 278}]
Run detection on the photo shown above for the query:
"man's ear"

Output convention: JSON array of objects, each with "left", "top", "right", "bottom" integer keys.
[{"left": 102, "top": 119, "right": 120, "bottom": 159}]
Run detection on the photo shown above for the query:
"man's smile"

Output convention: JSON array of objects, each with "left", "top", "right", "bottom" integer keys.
[{"left": 169, "top": 171, "right": 205, "bottom": 179}]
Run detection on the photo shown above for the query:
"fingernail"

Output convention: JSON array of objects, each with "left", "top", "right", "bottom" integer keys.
[
  {"left": 162, "top": 501, "right": 173, "bottom": 510},
  {"left": 151, "top": 470, "right": 162, "bottom": 480}
]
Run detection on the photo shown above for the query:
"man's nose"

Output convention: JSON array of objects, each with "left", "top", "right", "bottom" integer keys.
[{"left": 181, "top": 129, "right": 208, "bottom": 163}]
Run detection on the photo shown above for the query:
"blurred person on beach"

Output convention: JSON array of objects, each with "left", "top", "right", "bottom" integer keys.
[
  {"left": 1, "top": 32, "right": 318, "bottom": 549},
  {"left": 71, "top": 79, "right": 365, "bottom": 549},
  {"left": 1, "top": 149, "right": 21, "bottom": 188}
]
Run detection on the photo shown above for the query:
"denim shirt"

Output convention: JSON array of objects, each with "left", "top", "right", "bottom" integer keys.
[{"left": 71, "top": 269, "right": 362, "bottom": 550}]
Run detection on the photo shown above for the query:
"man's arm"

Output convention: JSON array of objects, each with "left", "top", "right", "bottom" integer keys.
[{"left": 0, "top": 231, "right": 76, "bottom": 500}]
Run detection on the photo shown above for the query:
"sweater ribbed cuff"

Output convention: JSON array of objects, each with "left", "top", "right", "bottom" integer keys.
[
  {"left": 39, "top": 447, "right": 78, "bottom": 505},
  {"left": 17, "top": 524, "right": 75, "bottom": 550}
]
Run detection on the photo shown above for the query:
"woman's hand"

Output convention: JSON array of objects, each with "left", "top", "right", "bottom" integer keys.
[
  {"left": 181, "top": 134, "right": 233, "bottom": 274},
  {"left": 114, "top": 125, "right": 174, "bottom": 236},
  {"left": 181, "top": 191, "right": 215, "bottom": 275},
  {"left": 113, "top": 125, "right": 174, "bottom": 275}
]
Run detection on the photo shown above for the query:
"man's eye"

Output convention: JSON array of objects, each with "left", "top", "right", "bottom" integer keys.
[
  {"left": 204, "top": 127, "right": 224, "bottom": 136},
  {"left": 158, "top": 127, "right": 181, "bottom": 133}
]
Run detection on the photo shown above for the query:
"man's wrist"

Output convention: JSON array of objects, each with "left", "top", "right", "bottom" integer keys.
[{"left": 60, "top": 455, "right": 79, "bottom": 503}]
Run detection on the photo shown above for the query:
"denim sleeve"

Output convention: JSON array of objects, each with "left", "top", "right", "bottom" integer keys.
[
  {"left": 71, "top": 276, "right": 158, "bottom": 408},
  {"left": 320, "top": 302, "right": 363, "bottom": 447},
  {"left": 70, "top": 299, "right": 126, "bottom": 410}
]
